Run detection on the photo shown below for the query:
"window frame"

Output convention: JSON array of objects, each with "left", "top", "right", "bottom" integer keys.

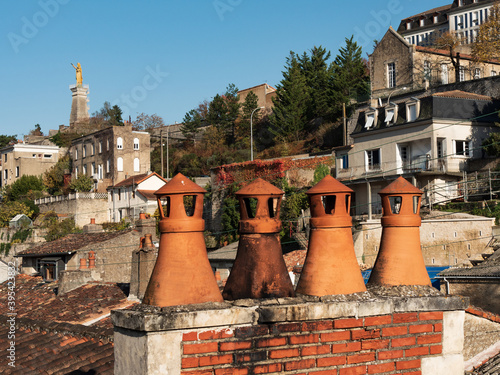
[
  {"left": 117, "top": 137, "right": 123, "bottom": 150},
  {"left": 133, "top": 138, "right": 140, "bottom": 150},
  {"left": 365, "top": 149, "right": 381, "bottom": 171},
  {"left": 387, "top": 62, "right": 396, "bottom": 88},
  {"left": 455, "top": 140, "right": 471, "bottom": 157}
]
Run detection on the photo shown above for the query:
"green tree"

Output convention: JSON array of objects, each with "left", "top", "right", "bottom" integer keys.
[
  {"left": 270, "top": 52, "right": 309, "bottom": 142},
  {"left": 132, "top": 113, "right": 164, "bottom": 132},
  {"left": 108, "top": 105, "right": 124, "bottom": 126},
  {"left": 482, "top": 131, "right": 500, "bottom": 157},
  {"left": 0, "top": 201, "right": 34, "bottom": 227},
  {"left": 472, "top": 2, "right": 500, "bottom": 61},
  {"left": 207, "top": 84, "right": 240, "bottom": 144},
  {"left": 237, "top": 91, "right": 260, "bottom": 148},
  {"left": 0, "top": 135, "right": 16, "bottom": 149},
  {"left": 5, "top": 175, "right": 44, "bottom": 202},
  {"left": 331, "top": 36, "right": 370, "bottom": 115},
  {"left": 181, "top": 109, "right": 203, "bottom": 143},
  {"left": 43, "top": 154, "right": 71, "bottom": 195},
  {"left": 69, "top": 175, "right": 94, "bottom": 192}
]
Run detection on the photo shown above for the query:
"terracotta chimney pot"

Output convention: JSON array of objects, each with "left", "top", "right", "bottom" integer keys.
[
  {"left": 143, "top": 173, "right": 223, "bottom": 307},
  {"left": 368, "top": 177, "right": 431, "bottom": 286},
  {"left": 90, "top": 218, "right": 95, "bottom": 225},
  {"left": 79, "top": 258, "right": 87, "bottom": 269},
  {"left": 88, "top": 251, "right": 96, "bottom": 269},
  {"left": 223, "top": 178, "right": 294, "bottom": 300},
  {"left": 296, "top": 175, "right": 366, "bottom": 296}
]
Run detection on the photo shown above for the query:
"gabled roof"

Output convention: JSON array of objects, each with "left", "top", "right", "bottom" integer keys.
[
  {"left": 108, "top": 172, "right": 167, "bottom": 189},
  {"left": 17, "top": 230, "right": 131, "bottom": 257},
  {"left": 402, "top": 4, "right": 452, "bottom": 20},
  {"left": 137, "top": 189, "right": 158, "bottom": 200}
]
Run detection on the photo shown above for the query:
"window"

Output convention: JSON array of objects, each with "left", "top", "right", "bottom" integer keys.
[
  {"left": 385, "top": 108, "right": 395, "bottom": 124},
  {"left": 3, "top": 170, "right": 7, "bottom": 181},
  {"left": 474, "top": 68, "right": 481, "bottom": 79},
  {"left": 423, "top": 60, "right": 431, "bottom": 81},
  {"left": 365, "top": 113, "right": 375, "bottom": 129},
  {"left": 83, "top": 164, "right": 87, "bottom": 175},
  {"left": 91, "top": 143, "right": 95, "bottom": 155},
  {"left": 455, "top": 140, "right": 470, "bottom": 156},
  {"left": 492, "top": 71, "right": 498, "bottom": 76},
  {"left": 106, "top": 139, "right": 110, "bottom": 151},
  {"left": 457, "top": 15, "right": 464, "bottom": 29},
  {"left": 75, "top": 149, "right": 78, "bottom": 160},
  {"left": 399, "top": 145, "right": 409, "bottom": 164},
  {"left": 99, "top": 141, "right": 102, "bottom": 153},
  {"left": 106, "top": 159, "right": 110, "bottom": 173},
  {"left": 472, "top": 11, "right": 479, "bottom": 25},
  {"left": 441, "top": 64, "right": 449, "bottom": 84},
  {"left": 133, "top": 138, "right": 139, "bottom": 150},
  {"left": 406, "top": 20, "right": 412, "bottom": 30},
  {"left": 15, "top": 166, "right": 19, "bottom": 177},
  {"left": 44, "top": 154, "right": 51, "bottom": 159},
  {"left": 91, "top": 162, "right": 95, "bottom": 176},
  {"left": 75, "top": 166, "right": 78, "bottom": 178},
  {"left": 420, "top": 18, "right": 425, "bottom": 27},
  {"left": 437, "top": 139, "right": 445, "bottom": 159},
  {"left": 459, "top": 66, "right": 465, "bottom": 82},
  {"left": 134, "top": 158, "right": 140, "bottom": 172},
  {"left": 339, "top": 154, "right": 349, "bottom": 169},
  {"left": 434, "top": 15, "right": 438, "bottom": 23},
  {"left": 387, "top": 62, "right": 396, "bottom": 88},
  {"left": 366, "top": 149, "right": 381, "bottom": 171},
  {"left": 4, "top": 154, "right": 7, "bottom": 162},
  {"left": 117, "top": 137, "right": 123, "bottom": 150},
  {"left": 98, "top": 164, "right": 103, "bottom": 180},
  {"left": 117, "top": 157, "right": 123, "bottom": 171},
  {"left": 407, "top": 103, "right": 417, "bottom": 122},
  {"left": 83, "top": 145, "right": 87, "bottom": 157}
]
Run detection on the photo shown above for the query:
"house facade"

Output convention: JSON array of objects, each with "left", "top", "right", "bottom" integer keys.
[
  {"left": 107, "top": 172, "right": 167, "bottom": 222},
  {"left": 70, "top": 124, "right": 150, "bottom": 192},
  {"left": 335, "top": 90, "right": 500, "bottom": 216},
  {"left": 0, "top": 143, "right": 63, "bottom": 187},
  {"left": 370, "top": 27, "right": 500, "bottom": 100},
  {"left": 237, "top": 83, "right": 277, "bottom": 113}
]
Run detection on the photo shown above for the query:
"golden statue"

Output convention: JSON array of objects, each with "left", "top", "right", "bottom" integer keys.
[{"left": 71, "top": 62, "right": 83, "bottom": 86}]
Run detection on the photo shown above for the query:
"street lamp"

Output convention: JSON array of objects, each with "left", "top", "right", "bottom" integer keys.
[
  {"left": 250, "top": 106, "right": 265, "bottom": 161},
  {"left": 387, "top": 86, "right": 408, "bottom": 105}
]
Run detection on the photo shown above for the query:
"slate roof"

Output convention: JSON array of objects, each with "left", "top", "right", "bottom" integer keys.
[
  {"left": 0, "top": 316, "right": 114, "bottom": 374},
  {"left": 16, "top": 230, "right": 131, "bottom": 257}
]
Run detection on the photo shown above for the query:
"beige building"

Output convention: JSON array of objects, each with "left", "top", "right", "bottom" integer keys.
[
  {"left": 370, "top": 27, "right": 500, "bottom": 99},
  {"left": 237, "top": 83, "right": 276, "bottom": 114},
  {"left": 0, "top": 143, "right": 63, "bottom": 188},
  {"left": 70, "top": 124, "right": 150, "bottom": 192}
]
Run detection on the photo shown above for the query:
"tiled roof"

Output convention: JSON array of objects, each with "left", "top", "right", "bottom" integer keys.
[
  {"left": 439, "top": 248, "right": 500, "bottom": 277},
  {"left": 433, "top": 90, "right": 493, "bottom": 101},
  {"left": 403, "top": 4, "right": 452, "bottom": 20},
  {"left": 283, "top": 249, "right": 307, "bottom": 273},
  {"left": 17, "top": 230, "right": 131, "bottom": 257},
  {"left": 0, "top": 275, "right": 135, "bottom": 324},
  {"left": 137, "top": 189, "right": 158, "bottom": 200},
  {"left": 0, "top": 316, "right": 114, "bottom": 374}
]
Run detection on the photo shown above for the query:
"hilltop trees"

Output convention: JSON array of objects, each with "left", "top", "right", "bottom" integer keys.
[{"left": 472, "top": 2, "right": 500, "bottom": 62}]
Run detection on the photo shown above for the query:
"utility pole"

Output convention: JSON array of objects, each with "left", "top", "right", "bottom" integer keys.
[
  {"left": 166, "top": 126, "right": 170, "bottom": 179},
  {"left": 343, "top": 102, "right": 346, "bottom": 146},
  {"left": 160, "top": 129, "right": 164, "bottom": 178}
]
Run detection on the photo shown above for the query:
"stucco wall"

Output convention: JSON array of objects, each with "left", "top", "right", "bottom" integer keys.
[{"left": 37, "top": 198, "right": 109, "bottom": 227}]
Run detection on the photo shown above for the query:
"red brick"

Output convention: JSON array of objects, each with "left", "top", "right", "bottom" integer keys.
[
  {"left": 339, "top": 365, "right": 367, "bottom": 375},
  {"left": 364, "top": 315, "right": 392, "bottom": 326},
  {"left": 393, "top": 313, "right": 418, "bottom": 323},
  {"left": 417, "top": 334, "right": 442, "bottom": 345},
  {"left": 181, "top": 357, "right": 199, "bottom": 368},
  {"left": 220, "top": 341, "right": 252, "bottom": 351},
  {"left": 367, "top": 362, "right": 396, "bottom": 374},
  {"left": 419, "top": 311, "right": 443, "bottom": 321},
  {"left": 309, "top": 370, "right": 338, "bottom": 375},
  {"left": 214, "top": 369, "right": 248, "bottom": 375},
  {"left": 252, "top": 363, "right": 282, "bottom": 374},
  {"left": 199, "top": 329, "right": 234, "bottom": 340},
  {"left": 382, "top": 326, "right": 407, "bottom": 337},
  {"left": 404, "top": 372, "right": 422, "bottom": 375},
  {"left": 256, "top": 337, "right": 287, "bottom": 348},
  {"left": 378, "top": 349, "right": 404, "bottom": 360},
  {"left": 273, "top": 322, "right": 301, "bottom": 333},
  {"left": 317, "top": 355, "right": 347, "bottom": 367},
  {"left": 331, "top": 342, "right": 362, "bottom": 354},
  {"left": 434, "top": 323, "right": 443, "bottom": 332},
  {"left": 234, "top": 351, "right": 266, "bottom": 363},
  {"left": 183, "top": 342, "right": 218, "bottom": 355},
  {"left": 405, "top": 346, "right": 429, "bottom": 357},
  {"left": 347, "top": 352, "right": 376, "bottom": 364},
  {"left": 289, "top": 333, "right": 319, "bottom": 345},
  {"left": 430, "top": 345, "right": 442, "bottom": 354},
  {"left": 361, "top": 339, "right": 390, "bottom": 350},
  {"left": 268, "top": 348, "right": 300, "bottom": 359},
  {"left": 396, "top": 359, "right": 421, "bottom": 370},
  {"left": 181, "top": 371, "right": 213, "bottom": 375},
  {"left": 302, "top": 320, "right": 334, "bottom": 332},
  {"left": 182, "top": 332, "right": 198, "bottom": 341},
  {"left": 284, "top": 358, "right": 316, "bottom": 371},
  {"left": 333, "top": 318, "right": 363, "bottom": 329},
  {"left": 321, "top": 331, "right": 350, "bottom": 342},
  {"left": 409, "top": 324, "right": 433, "bottom": 334},
  {"left": 351, "top": 329, "right": 380, "bottom": 340},
  {"left": 301, "top": 344, "right": 331, "bottom": 356},
  {"left": 234, "top": 325, "right": 268, "bottom": 338},
  {"left": 391, "top": 336, "right": 416, "bottom": 347},
  {"left": 199, "top": 354, "right": 233, "bottom": 366}
]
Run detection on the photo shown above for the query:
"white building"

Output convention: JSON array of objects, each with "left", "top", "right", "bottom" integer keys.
[
  {"left": 107, "top": 172, "right": 167, "bottom": 222},
  {"left": 335, "top": 90, "right": 500, "bottom": 217}
]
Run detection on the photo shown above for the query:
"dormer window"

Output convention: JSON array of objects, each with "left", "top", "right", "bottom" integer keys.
[
  {"left": 406, "top": 20, "right": 412, "bottom": 30},
  {"left": 420, "top": 18, "right": 425, "bottom": 27},
  {"left": 434, "top": 15, "right": 439, "bottom": 23},
  {"left": 406, "top": 99, "right": 420, "bottom": 122},
  {"left": 385, "top": 105, "right": 397, "bottom": 126},
  {"left": 365, "top": 109, "right": 377, "bottom": 130}
]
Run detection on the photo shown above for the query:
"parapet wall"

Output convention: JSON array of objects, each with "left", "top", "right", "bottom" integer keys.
[{"left": 112, "top": 289, "right": 468, "bottom": 375}]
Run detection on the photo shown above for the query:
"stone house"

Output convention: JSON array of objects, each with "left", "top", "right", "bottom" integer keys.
[
  {"left": 237, "top": 83, "right": 277, "bottom": 114},
  {"left": 335, "top": 90, "right": 500, "bottom": 216},
  {"left": 370, "top": 27, "right": 500, "bottom": 100},
  {"left": 0, "top": 143, "right": 63, "bottom": 188},
  {"left": 107, "top": 172, "right": 168, "bottom": 222},
  {"left": 397, "top": 0, "right": 495, "bottom": 47},
  {"left": 70, "top": 124, "right": 150, "bottom": 193}
]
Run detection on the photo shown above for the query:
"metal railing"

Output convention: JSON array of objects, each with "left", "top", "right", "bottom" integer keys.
[{"left": 35, "top": 192, "right": 109, "bottom": 205}]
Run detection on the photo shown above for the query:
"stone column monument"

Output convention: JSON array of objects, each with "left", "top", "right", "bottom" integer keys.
[{"left": 69, "top": 62, "right": 90, "bottom": 127}]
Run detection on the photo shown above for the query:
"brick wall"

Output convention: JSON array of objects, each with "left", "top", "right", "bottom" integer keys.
[{"left": 180, "top": 312, "right": 443, "bottom": 375}]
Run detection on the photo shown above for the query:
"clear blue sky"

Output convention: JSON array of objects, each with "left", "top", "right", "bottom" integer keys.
[{"left": 1, "top": 0, "right": 449, "bottom": 138}]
